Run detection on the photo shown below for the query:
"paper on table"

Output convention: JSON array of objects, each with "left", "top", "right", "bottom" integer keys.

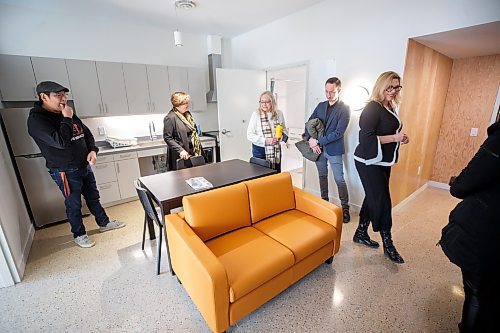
[{"left": 185, "top": 177, "right": 213, "bottom": 190}]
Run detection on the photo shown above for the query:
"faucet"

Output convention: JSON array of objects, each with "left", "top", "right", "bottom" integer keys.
[{"left": 149, "top": 121, "right": 157, "bottom": 141}]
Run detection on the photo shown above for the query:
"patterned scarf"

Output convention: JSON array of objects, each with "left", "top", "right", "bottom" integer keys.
[
  {"left": 174, "top": 109, "right": 202, "bottom": 156},
  {"left": 259, "top": 111, "right": 281, "bottom": 168}
]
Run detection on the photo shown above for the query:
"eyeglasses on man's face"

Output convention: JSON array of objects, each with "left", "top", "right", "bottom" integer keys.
[
  {"left": 259, "top": 100, "right": 272, "bottom": 104},
  {"left": 385, "top": 85, "right": 402, "bottom": 92},
  {"left": 49, "top": 92, "right": 69, "bottom": 99}
]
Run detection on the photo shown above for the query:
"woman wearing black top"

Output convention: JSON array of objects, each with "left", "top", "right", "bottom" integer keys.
[
  {"left": 353, "top": 71, "right": 409, "bottom": 264},
  {"left": 163, "top": 92, "right": 203, "bottom": 170}
]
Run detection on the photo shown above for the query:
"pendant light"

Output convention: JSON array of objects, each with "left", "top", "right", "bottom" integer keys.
[
  {"left": 174, "top": 30, "right": 183, "bottom": 47},
  {"left": 173, "top": 0, "right": 197, "bottom": 47}
]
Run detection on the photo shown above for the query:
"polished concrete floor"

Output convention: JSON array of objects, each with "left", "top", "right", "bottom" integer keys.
[{"left": 0, "top": 187, "right": 464, "bottom": 332}]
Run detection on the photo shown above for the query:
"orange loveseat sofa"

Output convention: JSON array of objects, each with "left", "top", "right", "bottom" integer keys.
[{"left": 165, "top": 172, "right": 343, "bottom": 332}]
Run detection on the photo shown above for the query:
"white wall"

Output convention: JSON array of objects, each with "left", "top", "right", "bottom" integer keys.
[
  {"left": 227, "top": 0, "right": 500, "bottom": 209},
  {"left": 0, "top": 2, "right": 220, "bottom": 133},
  {"left": 0, "top": 125, "right": 34, "bottom": 286},
  {"left": 0, "top": 2, "right": 207, "bottom": 67}
]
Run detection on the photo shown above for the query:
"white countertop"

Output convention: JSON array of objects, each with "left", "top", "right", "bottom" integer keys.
[{"left": 97, "top": 136, "right": 216, "bottom": 156}]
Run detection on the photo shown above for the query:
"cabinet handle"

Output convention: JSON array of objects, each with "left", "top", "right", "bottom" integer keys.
[
  {"left": 99, "top": 104, "right": 103, "bottom": 113},
  {"left": 33, "top": 87, "right": 38, "bottom": 98},
  {"left": 152, "top": 102, "right": 156, "bottom": 112},
  {"left": 119, "top": 153, "right": 131, "bottom": 158},
  {"left": 105, "top": 104, "right": 109, "bottom": 113},
  {"left": 147, "top": 102, "right": 150, "bottom": 112},
  {"left": 95, "top": 164, "right": 107, "bottom": 169},
  {"left": 100, "top": 184, "right": 112, "bottom": 190},
  {"left": 116, "top": 162, "right": 120, "bottom": 173}
]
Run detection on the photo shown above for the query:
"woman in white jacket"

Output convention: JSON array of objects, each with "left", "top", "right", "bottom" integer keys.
[{"left": 247, "top": 91, "right": 287, "bottom": 172}]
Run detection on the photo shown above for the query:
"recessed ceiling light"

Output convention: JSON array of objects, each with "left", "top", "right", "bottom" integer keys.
[{"left": 174, "top": 0, "right": 197, "bottom": 9}]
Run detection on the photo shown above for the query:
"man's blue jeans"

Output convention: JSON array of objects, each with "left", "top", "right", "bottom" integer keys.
[
  {"left": 49, "top": 165, "right": 109, "bottom": 238},
  {"left": 314, "top": 151, "right": 349, "bottom": 209}
]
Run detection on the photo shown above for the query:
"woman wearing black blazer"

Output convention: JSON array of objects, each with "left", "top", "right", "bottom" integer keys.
[
  {"left": 163, "top": 92, "right": 203, "bottom": 170},
  {"left": 353, "top": 71, "right": 409, "bottom": 264}
]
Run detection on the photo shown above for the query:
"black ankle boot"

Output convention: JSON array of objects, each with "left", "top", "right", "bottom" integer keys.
[
  {"left": 380, "top": 230, "right": 404, "bottom": 264},
  {"left": 353, "top": 217, "right": 379, "bottom": 248},
  {"left": 343, "top": 208, "right": 351, "bottom": 223}
]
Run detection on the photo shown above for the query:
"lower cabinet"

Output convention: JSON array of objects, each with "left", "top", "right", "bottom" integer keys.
[
  {"left": 115, "top": 157, "right": 141, "bottom": 199},
  {"left": 92, "top": 152, "right": 140, "bottom": 205}
]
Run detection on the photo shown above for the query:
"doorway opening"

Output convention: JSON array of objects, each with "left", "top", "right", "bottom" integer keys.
[{"left": 267, "top": 65, "right": 307, "bottom": 188}]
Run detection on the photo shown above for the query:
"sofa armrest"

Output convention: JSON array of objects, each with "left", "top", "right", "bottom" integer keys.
[
  {"left": 166, "top": 213, "right": 230, "bottom": 333},
  {"left": 293, "top": 187, "right": 343, "bottom": 254}
]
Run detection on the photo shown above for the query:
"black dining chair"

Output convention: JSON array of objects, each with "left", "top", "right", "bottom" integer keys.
[
  {"left": 134, "top": 180, "right": 167, "bottom": 275},
  {"left": 176, "top": 155, "right": 206, "bottom": 170},
  {"left": 249, "top": 156, "right": 272, "bottom": 168}
]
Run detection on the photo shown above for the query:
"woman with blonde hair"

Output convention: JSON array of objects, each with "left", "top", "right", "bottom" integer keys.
[
  {"left": 247, "top": 91, "right": 287, "bottom": 171},
  {"left": 163, "top": 91, "right": 203, "bottom": 170},
  {"left": 353, "top": 71, "right": 409, "bottom": 263}
]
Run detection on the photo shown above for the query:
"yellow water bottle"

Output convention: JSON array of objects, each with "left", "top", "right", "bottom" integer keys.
[{"left": 275, "top": 125, "right": 283, "bottom": 139}]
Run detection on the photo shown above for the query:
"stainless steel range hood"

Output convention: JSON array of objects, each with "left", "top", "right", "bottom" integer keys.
[{"left": 206, "top": 53, "right": 221, "bottom": 103}]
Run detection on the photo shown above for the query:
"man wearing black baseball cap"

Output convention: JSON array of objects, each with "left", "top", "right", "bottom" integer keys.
[{"left": 28, "top": 81, "right": 125, "bottom": 248}]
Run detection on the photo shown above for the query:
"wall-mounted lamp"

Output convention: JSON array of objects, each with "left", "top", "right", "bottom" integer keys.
[
  {"left": 344, "top": 85, "right": 370, "bottom": 112},
  {"left": 174, "top": 30, "right": 183, "bottom": 47}
]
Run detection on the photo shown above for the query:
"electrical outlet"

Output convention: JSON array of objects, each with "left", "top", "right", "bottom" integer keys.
[
  {"left": 98, "top": 126, "right": 106, "bottom": 136},
  {"left": 470, "top": 127, "right": 478, "bottom": 137}
]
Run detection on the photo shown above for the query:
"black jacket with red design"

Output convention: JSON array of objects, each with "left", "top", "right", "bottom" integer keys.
[{"left": 27, "top": 102, "right": 98, "bottom": 169}]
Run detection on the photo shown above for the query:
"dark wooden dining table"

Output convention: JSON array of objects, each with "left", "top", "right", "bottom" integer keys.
[{"left": 138, "top": 158, "right": 276, "bottom": 274}]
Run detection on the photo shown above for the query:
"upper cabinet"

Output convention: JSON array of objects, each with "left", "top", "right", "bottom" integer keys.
[
  {"left": 146, "top": 64, "right": 170, "bottom": 114},
  {"left": 95, "top": 61, "right": 129, "bottom": 116},
  {"left": 31, "top": 57, "right": 73, "bottom": 99},
  {"left": 0, "top": 54, "right": 207, "bottom": 114},
  {"left": 168, "top": 66, "right": 207, "bottom": 112},
  {"left": 0, "top": 54, "right": 37, "bottom": 101},
  {"left": 187, "top": 67, "right": 208, "bottom": 112},
  {"left": 168, "top": 66, "right": 189, "bottom": 94},
  {"left": 123, "top": 63, "right": 150, "bottom": 114},
  {"left": 66, "top": 59, "right": 103, "bottom": 118}
]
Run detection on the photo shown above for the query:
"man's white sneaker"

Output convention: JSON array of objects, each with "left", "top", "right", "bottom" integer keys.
[
  {"left": 74, "top": 234, "right": 95, "bottom": 248},
  {"left": 99, "top": 220, "right": 126, "bottom": 233}
]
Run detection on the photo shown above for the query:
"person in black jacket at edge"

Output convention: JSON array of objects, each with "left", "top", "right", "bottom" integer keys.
[
  {"left": 440, "top": 109, "right": 500, "bottom": 333},
  {"left": 28, "top": 81, "right": 125, "bottom": 248}
]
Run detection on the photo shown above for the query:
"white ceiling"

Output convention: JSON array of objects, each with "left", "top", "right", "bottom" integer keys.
[
  {"left": 1, "top": 0, "right": 326, "bottom": 38},
  {"left": 414, "top": 21, "right": 500, "bottom": 59}
]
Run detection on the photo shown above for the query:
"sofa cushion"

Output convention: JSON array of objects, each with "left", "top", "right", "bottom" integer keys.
[
  {"left": 206, "top": 227, "right": 295, "bottom": 303},
  {"left": 245, "top": 172, "right": 295, "bottom": 224},
  {"left": 183, "top": 183, "right": 251, "bottom": 242},
  {"left": 253, "top": 209, "right": 337, "bottom": 262}
]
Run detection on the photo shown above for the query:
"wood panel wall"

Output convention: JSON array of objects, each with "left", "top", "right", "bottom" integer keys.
[
  {"left": 432, "top": 54, "right": 500, "bottom": 183},
  {"left": 390, "top": 40, "right": 453, "bottom": 206}
]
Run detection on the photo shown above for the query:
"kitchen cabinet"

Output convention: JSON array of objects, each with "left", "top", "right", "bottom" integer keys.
[
  {"left": 167, "top": 66, "right": 189, "bottom": 95},
  {"left": 115, "top": 157, "right": 140, "bottom": 199},
  {"left": 93, "top": 158, "right": 120, "bottom": 205},
  {"left": 0, "top": 54, "right": 37, "bottom": 101},
  {"left": 31, "top": 57, "right": 73, "bottom": 99},
  {"left": 66, "top": 59, "right": 103, "bottom": 118},
  {"left": 95, "top": 61, "right": 129, "bottom": 116},
  {"left": 123, "top": 63, "right": 150, "bottom": 114},
  {"left": 187, "top": 67, "right": 208, "bottom": 112},
  {"left": 146, "top": 64, "right": 170, "bottom": 114},
  {"left": 92, "top": 152, "right": 139, "bottom": 205}
]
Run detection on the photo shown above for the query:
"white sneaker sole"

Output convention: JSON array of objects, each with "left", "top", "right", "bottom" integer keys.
[{"left": 74, "top": 241, "right": 95, "bottom": 248}]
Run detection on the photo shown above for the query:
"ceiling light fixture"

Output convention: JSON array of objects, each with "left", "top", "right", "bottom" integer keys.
[
  {"left": 172, "top": 0, "right": 196, "bottom": 47},
  {"left": 174, "top": 30, "right": 183, "bottom": 47},
  {"left": 174, "top": 0, "right": 197, "bottom": 9}
]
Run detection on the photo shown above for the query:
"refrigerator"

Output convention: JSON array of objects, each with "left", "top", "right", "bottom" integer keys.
[{"left": 0, "top": 108, "right": 88, "bottom": 227}]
